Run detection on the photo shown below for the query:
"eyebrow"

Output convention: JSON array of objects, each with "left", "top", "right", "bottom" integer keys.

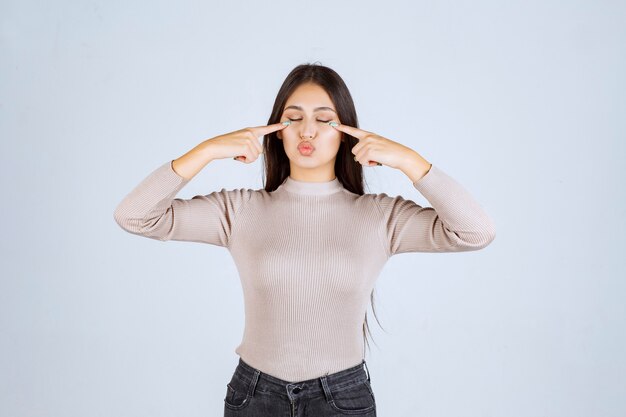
[{"left": 283, "top": 105, "right": 337, "bottom": 114}]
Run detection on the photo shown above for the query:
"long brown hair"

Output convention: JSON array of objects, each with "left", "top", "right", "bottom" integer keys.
[{"left": 262, "top": 62, "right": 385, "bottom": 354}]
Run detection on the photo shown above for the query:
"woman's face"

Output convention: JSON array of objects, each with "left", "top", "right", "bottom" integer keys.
[{"left": 277, "top": 82, "right": 342, "bottom": 179}]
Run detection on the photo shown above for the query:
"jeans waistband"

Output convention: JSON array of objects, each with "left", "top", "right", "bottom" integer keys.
[{"left": 231, "top": 357, "right": 371, "bottom": 399}]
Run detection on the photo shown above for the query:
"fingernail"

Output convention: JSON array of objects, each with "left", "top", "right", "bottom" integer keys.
[
  {"left": 328, "top": 121, "right": 338, "bottom": 127},
  {"left": 282, "top": 120, "right": 291, "bottom": 126}
]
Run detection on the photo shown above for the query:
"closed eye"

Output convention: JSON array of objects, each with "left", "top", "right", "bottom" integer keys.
[{"left": 288, "top": 118, "right": 331, "bottom": 123}]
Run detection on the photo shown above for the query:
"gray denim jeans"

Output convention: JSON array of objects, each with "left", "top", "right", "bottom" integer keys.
[{"left": 223, "top": 357, "right": 376, "bottom": 417}]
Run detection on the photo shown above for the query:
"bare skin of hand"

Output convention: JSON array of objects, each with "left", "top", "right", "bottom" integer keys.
[
  {"left": 171, "top": 122, "right": 289, "bottom": 180},
  {"left": 208, "top": 122, "right": 289, "bottom": 163},
  {"left": 331, "top": 123, "right": 431, "bottom": 177}
]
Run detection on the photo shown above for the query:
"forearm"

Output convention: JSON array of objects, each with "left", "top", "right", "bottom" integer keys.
[{"left": 172, "top": 139, "right": 217, "bottom": 180}]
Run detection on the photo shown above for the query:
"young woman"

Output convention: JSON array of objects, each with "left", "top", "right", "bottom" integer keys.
[{"left": 114, "top": 63, "right": 496, "bottom": 417}]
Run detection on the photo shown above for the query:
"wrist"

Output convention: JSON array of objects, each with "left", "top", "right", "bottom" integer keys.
[
  {"left": 198, "top": 139, "right": 218, "bottom": 162},
  {"left": 400, "top": 152, "right": 432, "bottom": 183}
]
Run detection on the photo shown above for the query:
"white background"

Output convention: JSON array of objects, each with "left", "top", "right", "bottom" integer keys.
[{"left": 1, "top": 0, "right": 624, "bottom": 416}]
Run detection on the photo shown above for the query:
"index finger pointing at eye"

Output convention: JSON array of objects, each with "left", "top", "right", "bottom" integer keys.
[
  {"left": 331, "top": 123, "right": 369, "bottom": 140},
  {"left": 250, "top": 122, "right": 289, "bottom": 138}
]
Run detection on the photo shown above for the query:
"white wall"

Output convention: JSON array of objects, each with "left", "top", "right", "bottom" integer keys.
[{"left": 1, "top": 0, "right": 624, "bottom": 416}]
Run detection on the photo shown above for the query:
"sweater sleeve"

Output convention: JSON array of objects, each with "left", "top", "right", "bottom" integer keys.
[
  {"left": 374, "top": 165, "right": 496, "bottom": 256},
  {"left": 113, "top": 160, "right": 250, "bottom": 248}
]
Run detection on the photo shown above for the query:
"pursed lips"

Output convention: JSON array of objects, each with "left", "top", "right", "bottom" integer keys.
[{"left": 298, "top": 141, "right": 315, "bottom": 150}]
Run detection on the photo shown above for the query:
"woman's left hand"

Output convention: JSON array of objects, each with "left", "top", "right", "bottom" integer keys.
[{"left": 331, "top": 123, "right": 419, "bottom": 169}]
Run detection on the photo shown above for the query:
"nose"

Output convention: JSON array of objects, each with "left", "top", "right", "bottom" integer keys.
[{"left": 299, "top": 118, "right": 317, "bottom": 139}]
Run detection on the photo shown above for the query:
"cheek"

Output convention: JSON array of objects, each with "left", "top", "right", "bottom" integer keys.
[{"left": 328, "top": 131, "right": 343, "bottom": 145}]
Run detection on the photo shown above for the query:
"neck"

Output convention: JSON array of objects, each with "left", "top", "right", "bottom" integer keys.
[
  {"left": 280, "top": 175, "right": 343, "bottom": 196},
  {"left": 288, "top": 162, "right": 336, "bottom": 183}
]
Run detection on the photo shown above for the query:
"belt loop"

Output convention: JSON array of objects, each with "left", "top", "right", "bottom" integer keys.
[
  {"left": 319, "top": 372, "right": 332, "bottom": 403},
  {"left": 248, "top": 369, "right": 261, "bottom": 397},
  {"left": 362, "top": 359, "right": 370, "bottom": 382}
]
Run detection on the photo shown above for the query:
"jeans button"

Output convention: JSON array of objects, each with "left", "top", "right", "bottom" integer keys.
[{"left": 292, "top": 387, "right": 301, "bottom": 394}]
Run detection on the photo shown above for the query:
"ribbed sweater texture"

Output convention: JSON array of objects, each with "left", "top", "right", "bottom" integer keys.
[{"left": 114, "top": 160, "right": 496, "bottom": 382}]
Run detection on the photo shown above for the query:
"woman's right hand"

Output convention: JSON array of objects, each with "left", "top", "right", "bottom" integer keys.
[{"left": 206, "top": 122, "right": 289, "bottom": 163}]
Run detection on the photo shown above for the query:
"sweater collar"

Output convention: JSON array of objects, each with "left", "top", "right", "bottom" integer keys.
[{"left": 280, "top": 175, "right": 343, "bottom": 196}]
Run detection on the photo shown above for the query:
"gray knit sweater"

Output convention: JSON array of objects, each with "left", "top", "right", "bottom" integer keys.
[{"left": 114, "top": 160, "right": 496, "bottom": 382}]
